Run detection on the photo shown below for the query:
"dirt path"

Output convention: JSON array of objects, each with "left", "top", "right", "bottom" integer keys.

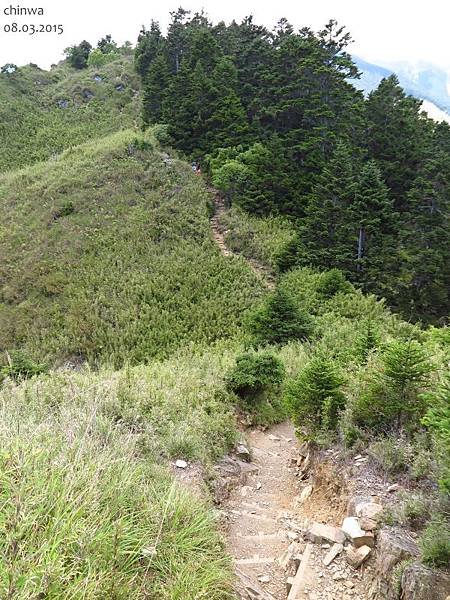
[
  {"left": 210, "top": 192, "right": 275, "bottom": 290},
  {"left": 222, "top": 423, "right": 372, "bottom": 600}
]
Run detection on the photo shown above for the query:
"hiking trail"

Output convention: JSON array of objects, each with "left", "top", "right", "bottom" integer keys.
[
  {"left": 210, "top": 192, "right": 275, "bottom": 290},
  {"left": 221, "top": 422, "right": 372, "bottom": 600}
]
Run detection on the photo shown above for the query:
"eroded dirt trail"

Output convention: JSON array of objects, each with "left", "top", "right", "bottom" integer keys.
[
  {"left": 222, "top": 423, "right": 372, "bottom": 600},
  {"left": 210, "top": 192, "right": 275, "bottom": 289},
  {"left": 223, "top": 422, "right": 302, "bottom": 599}
]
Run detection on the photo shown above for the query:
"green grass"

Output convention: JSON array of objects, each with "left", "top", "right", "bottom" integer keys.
[
  {"left": 0, "top": 53, "right": 140, "bottom": 174},
  {"left": 0, "top": 337, "right": 310, "bottom": 597},
  {"left": 217, "top": 205, "right": 296, "bottom": 269},
  {"left": 0, "top": 129, "right": 264, "bottom": 366},
  {"left": 0, "top": 346, "right": 241, "bottom": 598}
]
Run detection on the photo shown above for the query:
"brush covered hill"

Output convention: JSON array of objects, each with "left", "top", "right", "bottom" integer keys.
[
  {"left": 0, "top": 51, "right": 140, "bottom": 173},
  {"left": 0, "top": 129, "right": 263, "bottom": 366}
]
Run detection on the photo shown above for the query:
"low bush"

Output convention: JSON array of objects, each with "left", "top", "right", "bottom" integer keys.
[
  {"left": 226, "top": 351, "right": 285, "bottom": 401},
  {"left": 1, "top": 350, "right": 47, "bottom": 382},
  {"left": 396, "top": 493, "right": 430, "bottom": 529},
  {"left": 355, "top": 319, "right": 380, "bottom": 363},
  {"left": 367, "top": 437, "right": 408, "bottom": 474},
  {"left": 351, "top": 340, "right": 433, "bottom": 432},
  {"left": 419, "top": 516, "right": 450, "bottom": 568},
  {"left": 316, "top": 269, "right": 352, "bottom": 299}
]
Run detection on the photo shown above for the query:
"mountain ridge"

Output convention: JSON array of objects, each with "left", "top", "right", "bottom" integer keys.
[{"left": 353, "top": 55, "right": 450, "bottom": 120}]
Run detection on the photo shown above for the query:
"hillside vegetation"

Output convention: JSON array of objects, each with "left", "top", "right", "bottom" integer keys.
[
  {"left": 137, "top": 10, "right": 450, "bottom": 323},
  {"left": 0, "top": 129, "right": 263, "bottom": 366},
  {"left": 0, "top": 11, "right": 449, "bottom": 598},
  {"left": 0, "top": 52, "right": 140, "bottom": 173}
]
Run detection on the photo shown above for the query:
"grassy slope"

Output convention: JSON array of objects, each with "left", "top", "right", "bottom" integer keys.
[
  {"left": 218, "top": 205, "right": 296, "bottom": 269},
  {"left": 0, "top": 345, "right": 239, "bottom": 598},
  {"left": 0, "top": 52, "right": 140, "bottom": 173},
  {"left": 0, "top": 129, "right": 264, "bottom": 366}
]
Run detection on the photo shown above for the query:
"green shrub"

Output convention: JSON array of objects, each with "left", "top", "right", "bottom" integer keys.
[
  {"left": 382, "top": 339, "right": 433, "bottom": 427},
  {"left": 355, "top": 319, "right": 380, "bottom": 363},
  {"left": 246, "top": 287, "right": 313, "bottom": 346},
  {"left": 275, "top": 233, "right": 301, "bottom": 272},
  {"left": 422, "top": 373, "right": 450, "bottom": 493},
  {"left": 1, "top": 350, "right": 47, "bottom": 382},
  {"left": 397, "top": 493, "right": 430, "bottom": 529},
  {"left": 152, "top": 124, "right": 172, "bottom": 146},
  {"left": 368, "top": 437, "right": 407, "bottom": 474},
  {"left": 226, "top": 352, "right": 285, "bottom": 401},
  {"left": 352, "top": 340, "right": 433, "bottom": 432},
  {"left": 284, "top": 354, "right": 345, "bottom": 435},
  {"left": 316, "top": 269, "right": 352, "bottom": 299},
  {"left": 419, "top": 517, "right": 450, "bottom": 567},
  {"left": 87, "top": 48, "right": 120, "bottom": 67}
]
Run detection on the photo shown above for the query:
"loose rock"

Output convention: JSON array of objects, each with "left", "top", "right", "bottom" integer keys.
[
  {"left": 236, "top": 444, "right": 251, "bottom": 462},
  {"left": 306, "top": 522, "right": 346, "bottom": 545},
  {"left": 323, "top": 543, "right": 343, "bottom": 566},
  {"left": 342, "top": 516, "right": 375, "bottom": 548},
  {"left": 346, "top": 545, "right": 372, "bottom": 568}
]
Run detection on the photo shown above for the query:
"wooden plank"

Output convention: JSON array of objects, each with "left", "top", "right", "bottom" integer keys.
[{"left": 287, "top": 542, "right": 312, "bottom": 599}]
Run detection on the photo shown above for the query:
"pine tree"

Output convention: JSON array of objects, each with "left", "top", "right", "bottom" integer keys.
[
  {"left": 284, "top": 354, "right": 345, "bottom": 433},
  {"left": 365, "top": 75, "right": 430, "bottom": 211},
  {"left": 204, "top": 57, "right": 248, "bottom": 149},
  {"left": 381, "top": 339, "right": 432, "bottom": 428},
  {"left": 351, "top": 160, "right": 396, "bottom": 289},
  {"left": 135, "top": 21, "right": 165, "bottom": 78},
  {"left": 397, "top": 151, "right": 450, "bottom": 321},
  {"left": 246, "top": 287, "right": 313, "bottom": 346},
  {"left": 142, "top": 54, "right": 170, "bottom": 125},
  {"left": 296, "top": 143, "right": 358, "bottom": 272}
]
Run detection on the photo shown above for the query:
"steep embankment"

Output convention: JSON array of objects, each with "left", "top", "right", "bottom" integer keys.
[
  {"left": 0, "top": 130, "right": 264, "bottom": 366},
  {"left": 0, "top": 53, "right": 140, "bottom": 173}
]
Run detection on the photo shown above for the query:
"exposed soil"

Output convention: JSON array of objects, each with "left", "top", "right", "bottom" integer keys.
[
  {"left": 220, "top": 423, "right": 374, "bottom": 600},
  {"left": 209, "top": 194, "right": 375, "bottom": 598},
  {"left": 210, "top": 192, "right": 275, "bottom": 289}
]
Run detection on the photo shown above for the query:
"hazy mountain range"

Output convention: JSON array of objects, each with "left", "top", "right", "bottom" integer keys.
[{"left": 353, "top": 56, "right": 450, "bottom": 123}]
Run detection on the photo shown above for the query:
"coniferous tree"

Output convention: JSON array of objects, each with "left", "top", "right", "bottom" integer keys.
[
  {"left": 246, "top": 287, "right": 313, "bottom": 346},
  {"left": 204, "top": 57, "right": 248, "bottom": 149},
  {"left": 284, "top": 354, "right": 346, "bottom": 433},
  {"left": 397, "top": 151, "right": 450, "bottom": 321},
  {"left": 296, "top": 143, "right": 358, "bottom": 271},
  {"left": 365, "top": 75, "right": 429, "bottom": 211},
  {"left": 135, "top": 22, "right": 165, "bottom": 78},
  {"left": 351, "top": 160, "right": 396, "bottom": 289},
  {"left": 142, "top": 54, "right": 170, "bottom": 125}
]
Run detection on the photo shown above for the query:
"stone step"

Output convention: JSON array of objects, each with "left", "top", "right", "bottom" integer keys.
[{"left": 235, "top": 556, "right": 277, "bottom": 565}]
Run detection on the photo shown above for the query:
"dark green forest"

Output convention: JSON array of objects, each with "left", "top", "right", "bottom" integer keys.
[{"left": 135, "top": 9, "right": 450, "bottom": 324}]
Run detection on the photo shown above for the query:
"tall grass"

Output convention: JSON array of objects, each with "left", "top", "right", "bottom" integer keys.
[
  {"left": 0, "top": 344, "right": 242, "bottom": 598},
  {"left": 217, "top": 205, "right": 296, "bottom": 269}
]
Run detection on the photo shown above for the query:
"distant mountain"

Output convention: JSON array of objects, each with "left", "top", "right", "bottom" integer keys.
[{"left": 353, "top": 56, "right": 450, "bottom": 122}]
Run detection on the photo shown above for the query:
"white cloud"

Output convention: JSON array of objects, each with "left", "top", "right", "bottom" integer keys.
[{"left": 0, "top": 0, "right": 448, "bottom": 70}]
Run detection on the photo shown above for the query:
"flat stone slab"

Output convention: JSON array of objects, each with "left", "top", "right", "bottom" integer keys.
[{"left": 306, "top": 522, "right": 345, "bottom": 545}]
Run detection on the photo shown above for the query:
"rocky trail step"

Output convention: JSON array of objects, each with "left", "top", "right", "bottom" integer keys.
[{"left": 221, "top": 422, "right": 374, "bottom": 600}]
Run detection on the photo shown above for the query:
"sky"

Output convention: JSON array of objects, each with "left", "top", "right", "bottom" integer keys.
[{"left": 0, "top": 0, "right": 449, "bottom": 71}]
